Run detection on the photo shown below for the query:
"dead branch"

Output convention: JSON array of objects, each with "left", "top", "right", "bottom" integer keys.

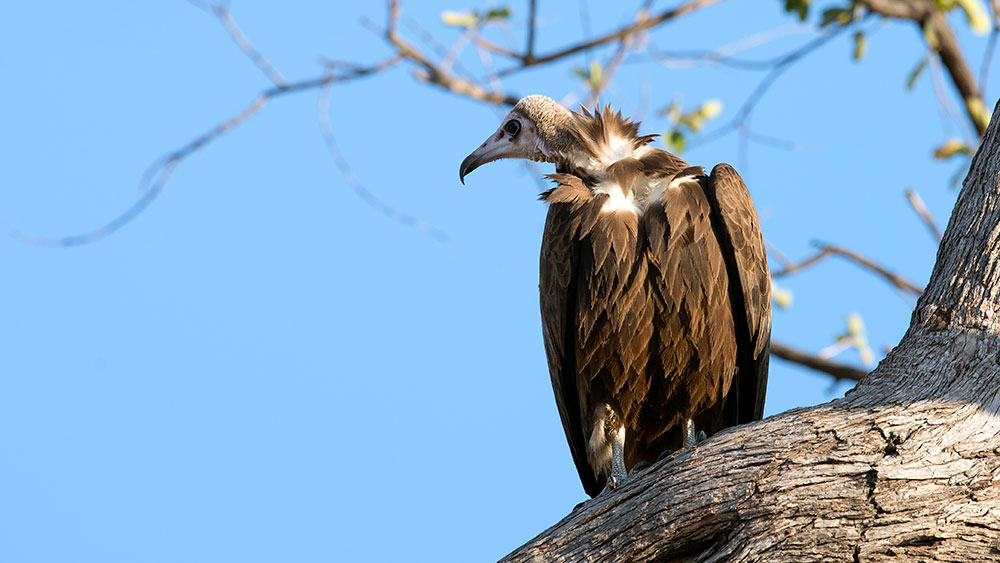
[
  {"left": 317, "top": 74, "right": 448, "bottom": 242},
  {"left": 770, "top": 243, "right": 924, "bottom": 296},
  {"left": 770, "top": 341, "right": 868, "bottom": 382},
  {"left": 856, "top": 0, "right": 988, "bottom": 136},
  {"left": 503, "top": 0, "right": 721, "bottom": 71},
  {"left": 207, "top": 2, "right": 286, "bottom": 86},
  {"left": 8, "top": 56, "right": 402, "bottom": 247},
  {"left": 691, "top": 23, "right": 856, "bottom": 149},
  {"left": 905, "top": 188, "right": 943, "bottom": 242}
]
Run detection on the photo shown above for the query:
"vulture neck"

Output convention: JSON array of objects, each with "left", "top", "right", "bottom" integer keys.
[
  {"left": 538, "top": 105, "right": 673, "bottom": 214},
  {"left": 547, "top": 120, "right": 667, "bottom": 214}
]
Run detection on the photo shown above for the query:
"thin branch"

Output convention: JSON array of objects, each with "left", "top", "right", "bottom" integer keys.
[
  {"left": 317, "top": 75, "right": 447, "bottom": 242},
  {"left": 583, "top": 2, "right": 655, "bottom": 106},
  {"left": 402, "top": 15, "right": 477, "bottom": 81},
  {"left": 642, "top": 23, "right": 813, "bottom": 70},
  {"left": 188, "top": 0, "right": 286, "bottom": 86},
  {"left": 8, "top": 93, "right": 267, "bottom": 246},
  {"left": 373, "top": 7, "right": 520, "bottom": 106},
  {"left": 526, "top": 0, "right": 538, "bottom": 60},
  {"left": 498, "top": 0, "right": 722, "bottom": 75},
  {"left": 856, "top": 0, "right": 987, "bottom": 136},
  {"left": 474, "top": 35, "right": 521, "bottom": 59},
  {"left": 981, "top": 27, "right": 998, "bottom": 91},
  {"left": 985, "top": 0, "right": 1000, "bottom": 103},
  {"left": 691, "top": 24, "right": 853, "bottom": 149},
  {"left": 770, "top": 341, "right": 868, "bottom": 381},
  {"left": 585, "top": 40, "right": 631, "bottom": 106},
  {"left": 904, "top": 188, "right": 942, "bottom": 242},
  {"left": 927, "top": 48, "right": 973, "bottom": 138},
  {"left": 7, "top": 58, "right": 402, "bottom": 247},
  {"left": 770, "top": 243, "right": 924, "bottom": 296}
]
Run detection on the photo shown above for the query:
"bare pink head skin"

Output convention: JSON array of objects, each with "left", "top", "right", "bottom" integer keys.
[{"left": 459, "top": 95, "right": 580, "bottom": 183}]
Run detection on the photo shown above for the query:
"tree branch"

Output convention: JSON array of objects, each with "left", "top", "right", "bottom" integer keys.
[
  {"left": 770, "top": 243, "right": 924, "bottom": 296},
  {"left": 905, "top": 188, "right": 943, "bottom": 242},
  {"left": 374, "top": 4, "right": 520, "bottom": 106},
  {"left": 500, "top": 97, "right": 1000, "bottom": 563},
  {"left": 499, "top": 0, "right": 721, "bottom": 74},
  {"left": 856, "top": 0, "right": 988, "bottom": 136},
  {"left": 6, "top": 57, "right": 403, "bottom": 247},
  {"left": 770, "top": 341, "right": 868, "bottom": 382}
]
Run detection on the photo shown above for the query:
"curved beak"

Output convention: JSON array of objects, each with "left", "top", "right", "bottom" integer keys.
[
  {"left": 459, "top": 133, "right": 512, "bottom": 184},
  {"left": 459, "top": 152, "right": 484, "bottom": 185}
]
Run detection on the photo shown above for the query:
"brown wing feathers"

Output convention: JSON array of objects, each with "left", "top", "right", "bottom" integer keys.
[{"left": 538, "top": 106, "right": 769, "bottom": 497}]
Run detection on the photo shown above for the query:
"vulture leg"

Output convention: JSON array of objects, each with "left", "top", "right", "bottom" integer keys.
[
  {"left": 603, "top": 423, "right": 628, "bottom": 492},
  {"left": 682, "top": 418, "right": 698, "bottom": 448}
]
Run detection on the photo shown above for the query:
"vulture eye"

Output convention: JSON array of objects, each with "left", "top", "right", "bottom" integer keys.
[{"left": 504, "top": 120, "right": 521, "bottom": 137}]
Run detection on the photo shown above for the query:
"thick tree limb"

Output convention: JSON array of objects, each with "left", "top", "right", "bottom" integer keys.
[{"left": 500, "top": 101, "right": 1000, "bottom": 562}]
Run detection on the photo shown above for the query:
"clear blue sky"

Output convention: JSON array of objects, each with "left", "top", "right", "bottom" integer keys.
[{"left": 1, "top": 2, "right": 994, "bottom": 562}]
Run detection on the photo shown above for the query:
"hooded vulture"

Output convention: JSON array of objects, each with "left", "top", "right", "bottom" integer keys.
[{"left": 460, "top": 95, "right": 771, "bottom": 498}]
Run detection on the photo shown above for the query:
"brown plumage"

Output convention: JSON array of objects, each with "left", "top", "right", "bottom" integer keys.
[{"left": 461, "top": 96, "right": 770, "bottom": 498}]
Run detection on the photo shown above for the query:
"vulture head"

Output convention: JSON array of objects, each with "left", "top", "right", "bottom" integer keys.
[
  {"left": 459, "top": 95, "right": 660, "bottom": 187},
  {"left": 459, "top": 95, "right": 580, "bottom": 184}
]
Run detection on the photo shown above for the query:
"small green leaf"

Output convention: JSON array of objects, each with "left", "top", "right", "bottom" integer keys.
[
  {"left": 784, "top": 0, "right": 811, "bottom": 21},
  {"left": 906, "top": 58, "right": 927, "bottom": 91},
  {"left": 820, "top": 7, "right": 853, "bottom": 27},
  {"left": 852, "top": 31, "right": 867, "bottom": 61},
  {"left": 484, "top": 6, "right": 511, "bottom": 22},
  {"left": 666, "top": 130, "right": 686, "bottom": 154},
  {"left": 937, "top": 0, "right": 957, "bottom": 10},
  {"left": 933, "top": 138, "right": 972, "bottom": 159},
  {"left": 660, "top": 99, "right": 681, "bottom": 122},
  {"left": 587, "top": 60, "right": 603, "bottom": 89}
]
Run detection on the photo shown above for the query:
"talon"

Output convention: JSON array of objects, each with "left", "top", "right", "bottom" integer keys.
[
  {"left": 656, "top": 449, "right": 676, "bottom": 462},
  {"left": 630, "top": 460, "right": 650, "bottom": 474}
]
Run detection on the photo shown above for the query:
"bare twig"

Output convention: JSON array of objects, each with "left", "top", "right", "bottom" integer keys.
[
  {"left": 770, "top": 341, "right": 868, "bottom": 381},
  {"left": 498, "top": 0, "right": 722, "bottom": 75},
  {"left": 188, "top": 0, "right": 286, "bottom": 86},
  {"left": 981, "top": 27, "right": 998, "bottom": 91},
  {"left": 691, "top": 24, "right": 853, "bottom": 149},
  {"left": 583, "top": 3, "right": 655, "bottom": 106},
  {"left": 8, "top": 57, "right": 403, "bottom": 247},
  {"left": 904, "top": 188, "right": 942, "bottom": 242},
  {"left": 317, "top": 76, "right": 447, "bottom": 242},
  {"left": 585, "top": 40, "right": 631, "bottom": 106},
  {"left": 526, "top": 0, "right": 538, "bottom": 61},
  {"left": 856, "top": 0, "right": 988, "bottom": 136},
  {"left": 402, "top": 15, "right": 477, "bottom": 81},
  {"left": 373, "top": 8, "right": 520, "bottom": 106},
  {"left": 927, "top": 49, "right": 973, "bottom": 138},
  {"left": 474, "top": 35, "right": 521, "bottom": 59},
  {"left": 642, "top": 23, "right": 812, "bottom": 70},
  {"left": 8, "top": 93, "right": 267, "bottom": 246},
  {"left": 770, "top": 243, "right": 924, "bottom": 296}
]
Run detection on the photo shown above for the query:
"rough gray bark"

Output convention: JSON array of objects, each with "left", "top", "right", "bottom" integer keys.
[{"left": 501, "top": 99, "right": 1000, "bottom": 562}]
